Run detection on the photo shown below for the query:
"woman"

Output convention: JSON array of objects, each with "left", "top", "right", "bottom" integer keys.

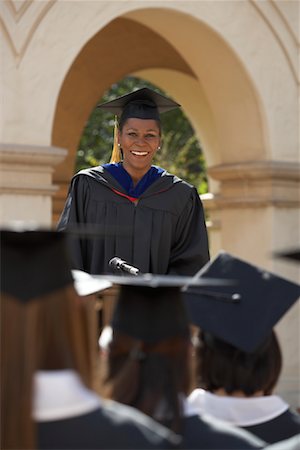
[
  {"left": 184, "top": 251, "right": 300, "bottom": 444},
  {"left": 0, "top": 228, "right": 181, "bottom": 450},
  {"left": 189, "top": 330, "right": 300, "bottom": 444},
  {"left": 99, "top": 276, "right": 265, "bottom": 449},
  {"left": 58, "top": 87, "right": 209, "bottom": 275}
]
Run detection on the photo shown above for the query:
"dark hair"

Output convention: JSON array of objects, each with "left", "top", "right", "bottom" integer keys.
[
  {"left": 101, "top": 331, "right": 191, "bottom": 433},
  {"left": 119, "top": 102, "right": 161, "bottom": 135},
  {"left": 195, "top": 330, "right": 282, "bottom": 396},
  {"left": 1, "top": 287, "right": 97, "bottom": 450}
]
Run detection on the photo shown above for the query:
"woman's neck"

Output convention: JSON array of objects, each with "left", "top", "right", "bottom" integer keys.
[{"left": 213, "top": 388, "right": 265, "bottom": 398}]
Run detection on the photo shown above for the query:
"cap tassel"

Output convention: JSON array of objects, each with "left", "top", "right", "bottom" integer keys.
[{"left": 110, "top": 116, "right": 122, "bottom": 163}]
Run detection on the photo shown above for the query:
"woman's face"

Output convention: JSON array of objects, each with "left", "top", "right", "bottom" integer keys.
[{"left": 119, "top": 118, "right": 161, "bottom": 176}]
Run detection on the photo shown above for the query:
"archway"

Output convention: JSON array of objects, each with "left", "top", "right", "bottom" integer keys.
[{"left": 52, "top": 9, "right": 266, "bottom": 227}]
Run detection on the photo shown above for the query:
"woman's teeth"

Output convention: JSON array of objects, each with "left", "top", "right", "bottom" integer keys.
[{"left": 132, "top": 151, "right": 148, "bottom": 156}]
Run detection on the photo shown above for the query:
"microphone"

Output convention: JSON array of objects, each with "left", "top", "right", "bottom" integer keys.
[{"left": 109, "top": 257, "right": 140, "bottom": 276}]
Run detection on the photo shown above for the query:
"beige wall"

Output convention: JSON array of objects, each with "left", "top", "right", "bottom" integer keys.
[{"left": 1, "top": 0, "right": 299, "bottom": 405}]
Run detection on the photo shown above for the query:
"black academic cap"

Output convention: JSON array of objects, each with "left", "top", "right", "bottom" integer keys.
[
  {"left": 273, "top": 248, "right": 300, "bottom": 263},
  {"left": 97, "top": 87, "right": 180, "bottom": 118},
  {"left": 72, "top": 269, "right": 112, "bottom": 296},
  {"left": 94, "top": 274, "right": 232, "bottom": 343},
  {"left": 183, "top": 251, "right": 300, "bottom": 353},
  {"left": 0, "top": 227, "right": 111, "bottom": 302},
  {"left": 1, "top": 229, "right": 74, "bottom": 302}
]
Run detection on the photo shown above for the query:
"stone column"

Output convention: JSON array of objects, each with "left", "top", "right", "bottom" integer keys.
[
  {"left": 203, "top": 160, "right": 300, "bottom": 407},
  {"left": 0, "top": 143, "right": 67, "bottom": 226}
]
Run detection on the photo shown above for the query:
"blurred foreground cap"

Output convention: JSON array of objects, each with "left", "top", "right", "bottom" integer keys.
[
  {"left": 1, "top": 224, "right": 117, "bottom": 301},
  {"left": 183, "top": 251, "right": 300, "bottom": 353},
  {"left": 97, "top": 87, "right": 180, "bottom": 121},
  {"left": 1, "top": 229, "right": 73, "bottom": 302},
  {"left": 94, "top": 273, "right": 233, "bottom": 343},
  {"left": 72, "top": 269, "right": 112, "bottom": 296},
  {"left": 273, "top": 248, "right": 300, "bottom": 263}
]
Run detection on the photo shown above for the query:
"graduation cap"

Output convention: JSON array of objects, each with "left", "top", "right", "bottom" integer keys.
[
  {"left": 93, "top": 273, "right": 234, "bottom": 344},
  {"left": 273, "top": 248, "right": 300, "bottom": 263},
  {"left": 183, "top": 251, "right": 300, "bottom": 353},
  {"left": 97, "top": 87, "right": 180, "bottom": 119},
  {"left": 72, "top": 269, "right": 112, "bottom": 296},
  {"left": 98, "top": 88, "right": 180, "bottom": 163},
  {"left": 0, "top": 228, "right": 111, "bottom": 302}
]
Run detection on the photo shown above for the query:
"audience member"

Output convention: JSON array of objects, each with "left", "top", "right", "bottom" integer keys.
[
  {"left": 0, "top": 229, "right": 181, "bottom": 450},
  {"left": 185, "top": 251, "right": 300, "bottom": 444},
  {"left": 99, "top": 274, "right": 265, "bottom": 449}
]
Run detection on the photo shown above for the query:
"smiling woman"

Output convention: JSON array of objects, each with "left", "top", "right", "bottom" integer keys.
[
  {"left": 57, "top": 88, "right": 210, "bottom": 276},
  {"left": 119, "top": 118, "right": 161, "bottom": 184}
]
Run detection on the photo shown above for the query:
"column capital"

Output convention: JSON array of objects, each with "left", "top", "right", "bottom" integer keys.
[
  {"left": 206, "top": 160, "right": 300, "bottom": 208},
  {"left": 0, "top": 143, "right": 67, "bottom": 225},
  {"left": 0, "top": 143, "right": 67, "bottom": 195}
]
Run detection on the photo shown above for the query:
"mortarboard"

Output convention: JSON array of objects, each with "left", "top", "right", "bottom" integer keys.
[
  {"left": 0, "top": 228, "right": 112, "bottom": 302},
  {"left": 72, "top": 269, "right": 111, "bottom": 296},
  {"left": 93, "top": 273, "right": 233, "bottom": 344},
  {"left": 97, "top": 87, "right": 180, "bottom": 118},
  {"left": 273, "top": 248, "right": 300, "bottom": 263},
  {"left": 183, "top": 251, "right": 300, "bottom": 353},
  {"left": 98, "top": 88, "right": 180, "bottom": 163}
]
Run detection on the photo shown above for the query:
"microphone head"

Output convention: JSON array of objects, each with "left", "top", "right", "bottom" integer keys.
[{"left": 109, "top": 257, "right": 123, "bottom": 268}]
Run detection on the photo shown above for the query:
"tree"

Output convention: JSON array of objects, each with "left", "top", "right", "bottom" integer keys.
[{"left": 77, "top": 76, "right": 207, "bottom": 193}]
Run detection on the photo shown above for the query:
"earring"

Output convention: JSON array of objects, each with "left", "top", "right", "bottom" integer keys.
[
  {"left": 157, "top": 146, "right": 161, "bottom": 150},
  {"left": 118, "top": 143, "right": 120, "bottom": 147}
]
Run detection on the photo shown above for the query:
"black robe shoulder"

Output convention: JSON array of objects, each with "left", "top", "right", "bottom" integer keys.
[
  {"left": 37, "top": 399, "right": 181, "bottom": 449},
  {"left": 57, "top": 166, "right": 210, "bottom": 275},
  {"left": 170, "top": 415, "right": 265, "bottom": 449},
  {"left": 243, "top": 408, "right": 300, "bottom": 444}
]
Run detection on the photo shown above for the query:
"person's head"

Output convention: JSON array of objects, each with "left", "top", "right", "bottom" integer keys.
[
  {"left": 194, "top": 329, "right": 282, "bottom": 396},
  {"left": 184, "top": 251, "right": 300, "bottom": 396},
  {"left": 98, "top": 87, "right": 180, "bottom": 169},
  {"left": 100, "top": 281, "right": 192, "bottom": 433},
  {"left": 0, "top": 230, "right": 101, "bottom": 449},
  {"left": 118, "top": 117, "right": 161, "bottom": 176}
]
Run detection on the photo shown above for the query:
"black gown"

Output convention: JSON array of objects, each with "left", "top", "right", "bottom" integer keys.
[
  {"left": 243, "top": 409, "right": 300, "bottom": 444},
  {"left": 34, "top": 370, "right": 180, "bottom": 450},
  {"left": 57, "top": 166, "right": 210, "bottom": 275},
  {"left": 164, "top": 415, "right": 265, "bottom": 449},
  {"left": 37, "top": 401, "right": 180, "bottom": 450},
  {"left": 188, "top": 388, "right": 300, "bottom": 445}
]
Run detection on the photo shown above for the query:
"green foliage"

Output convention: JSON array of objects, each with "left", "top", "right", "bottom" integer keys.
[{"left": 76, "top": 76, "right": 208, "bottom": 194}]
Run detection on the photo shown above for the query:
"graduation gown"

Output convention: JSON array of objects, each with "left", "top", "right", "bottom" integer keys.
[
  {"left": 162, "top": 398, "right": 265, "bottom": 449},
  {"left": 57, "top": 166, "right": 210, "bottom": 275},
  {"left": 188, "top": 388, "right": 300, "bottom": 444},
  {"left": 34, "top": 370, "right": 180, "bottom": 449}
]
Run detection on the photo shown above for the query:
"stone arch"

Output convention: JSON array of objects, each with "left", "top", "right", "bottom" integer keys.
[{"left": 52, "top": 8, "right": 268, "bottom": 224}]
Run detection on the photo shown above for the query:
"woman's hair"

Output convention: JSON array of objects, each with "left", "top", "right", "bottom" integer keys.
[
  {"left": 119, "top": 109, "right": 161, "bottom": 135},
  {"left": 101, "top": 330, "right": 191, "bottom": 433},
  {"left": 194, "top": 329, "right": 282, "bottom": 396},
  {"left": 1, "top": 285, "right": 97, "bottom": 450}
]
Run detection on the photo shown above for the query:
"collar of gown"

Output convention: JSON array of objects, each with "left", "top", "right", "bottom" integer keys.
[
  {"left": 32, "top": 370, "right": 101, "bottom": 421},
  {"left": 186, "top": 388, "right": 289, "bottom": 426}
]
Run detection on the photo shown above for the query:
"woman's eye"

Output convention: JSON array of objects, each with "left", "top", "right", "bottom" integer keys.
[
  {"left": 128, "top": 132, "right": 137, "bottom": 137},
  {"left": 145, "top": 134, "right": 157, "bottom": 139}
]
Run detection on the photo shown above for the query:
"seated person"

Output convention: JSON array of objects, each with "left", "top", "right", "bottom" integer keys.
[
  {"left": 98, "top": 274, "right": 265, "bottom": 449},
  {"left": 0, "top": 228, "right": 181, "bottom": 450},
  {"left": 184, "top": 251, "right": 300, "bottom": 444}
]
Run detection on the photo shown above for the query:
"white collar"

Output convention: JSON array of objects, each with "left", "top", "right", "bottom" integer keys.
[
  {"left": 32, "top": 370, "right": 101, "bottom": 421},
  {"left": 187, "top": 388, "right": 289, "bottom": 426}
]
